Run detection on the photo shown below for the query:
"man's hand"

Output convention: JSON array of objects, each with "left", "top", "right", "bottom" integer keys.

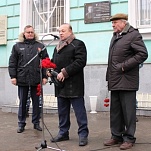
[
  {"left": 46, "top": 69, "right": 52, "bottom": 77},
  {"left": 11, "top": 78, "right": 17, "bottom": 85},
  {"left": 57, "top": 72, "right": 65, "bottom": 82},
  {"left": 42, "top": 78, "right": 48, "bottom": 85}
]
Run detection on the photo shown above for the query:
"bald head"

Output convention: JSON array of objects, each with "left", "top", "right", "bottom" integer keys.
[{"left": 58, "top": 23, "right": 73, "bottom": 40}]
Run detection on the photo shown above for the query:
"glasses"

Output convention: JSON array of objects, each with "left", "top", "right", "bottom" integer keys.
[{"left": 25, "top": 31, "right": 34, "bottom": 34}]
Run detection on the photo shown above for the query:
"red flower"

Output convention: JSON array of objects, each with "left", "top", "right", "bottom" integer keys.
[
  {"left": 104, "top": 98, "right": 110, "bottom": 103},
  {"left": 104, "top": 98, "right": 109, "bottom": 107},
  {"left": 36, "top": 84, "right": 41, "bottom": 96},
  {"left": 104, "top": 104, "right": 109, "bottom": 107},
  {"left": 41, "top": 57, "right": 56, "bottom": 69}
]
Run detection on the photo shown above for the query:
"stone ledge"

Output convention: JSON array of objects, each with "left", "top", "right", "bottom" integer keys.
[
  {"left": 137, "top": 107, "right": 151, "bottom": 116},
  {"left": 2, "top": 105, "right": 151, "bottom": 116},
  {"left": 1, "top": 104, "right": 58, "bottom": 114}
]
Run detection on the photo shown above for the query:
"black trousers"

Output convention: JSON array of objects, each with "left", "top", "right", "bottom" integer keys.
[
  {"left": 18, "top": 86, "right": 40, "bottom": 127},
  {"left": 110, "top": 90, "right": 136, "bottom": 143},
  {"left": 57, "top": 97, "right": 89, "bottom": 138}
]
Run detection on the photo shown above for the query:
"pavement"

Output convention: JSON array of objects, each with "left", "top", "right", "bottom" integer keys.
[{"left": 1, "top": 109, "right": 151, "bottom": 151}]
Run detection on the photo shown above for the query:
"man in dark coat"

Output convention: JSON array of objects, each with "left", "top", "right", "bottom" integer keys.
[
  {"left": 104, "top": 13, "right": 148, "bottom": 150},
  {"left": 8, "top": 25, "right": 49, "bottom": 133},
  {"left": 48, "top": 23, "right": 89, "bottom": 146}
]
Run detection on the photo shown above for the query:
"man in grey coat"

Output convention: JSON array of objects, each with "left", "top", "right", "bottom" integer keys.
[{"left": 104, "top": 13, "right": 148, "bottom": 150}]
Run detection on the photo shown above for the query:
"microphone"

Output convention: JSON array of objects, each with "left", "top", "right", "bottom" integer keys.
[
  {"left": 50, "top": 34, "right": 60, "bottom": 39},
  {"left": 47, "top": 69, "right": 64, "bottom": 88}
]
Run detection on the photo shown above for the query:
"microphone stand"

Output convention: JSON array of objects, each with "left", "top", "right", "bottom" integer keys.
[
  {"left": 23, "top": 34, "right": 58, "bottom": 67},
  {"left": 33, "top": 35, "right": 65, "bottom": 151}
]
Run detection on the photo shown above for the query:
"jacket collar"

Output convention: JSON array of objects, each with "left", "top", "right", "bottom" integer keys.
[
  {"left": 56, "top": 34, "right": 75, "bottom": 52},
  {"left": 121, "top": 22, "right": 131, "bottom": 34}
]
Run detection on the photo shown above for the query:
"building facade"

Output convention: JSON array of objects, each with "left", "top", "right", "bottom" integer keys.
[{"left": 0, "top": 0, "right": 151, "bottom": 111}]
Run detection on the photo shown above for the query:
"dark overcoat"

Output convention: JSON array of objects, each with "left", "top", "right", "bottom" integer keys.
[
  {"left": 52, "top": 39, "right": 87, "bottom": 97},
  {"left": 106, "top": 24, "right": 148, "bottom": 91}
]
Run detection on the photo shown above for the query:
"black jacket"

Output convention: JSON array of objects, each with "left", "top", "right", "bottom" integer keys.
[
  {"left": 52, "top": 39, "right": 87, "bottom": 97},
  {"left": 106, "top": 24, "right": 148, "bottom": 91},
  {"left": 8, "top": 39, "right": 49, "bottom": 86}
]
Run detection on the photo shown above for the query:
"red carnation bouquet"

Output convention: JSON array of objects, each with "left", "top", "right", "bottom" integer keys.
[
  {"left": 41, "top": 57, "right": 56, "bottom": 69},
  {"left": 36, "top": 57, "right": 57, "bottom": 96},
  {"left": 36, "top": 84, "right": 41, "bottom": 96}
]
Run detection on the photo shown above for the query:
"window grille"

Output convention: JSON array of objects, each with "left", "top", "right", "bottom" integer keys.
[
  {"left": 32, "top": 0, "right": 65, "bottom": 35},
  {"left": 137, "top": 0, "right": 151, "bottom": 28}
]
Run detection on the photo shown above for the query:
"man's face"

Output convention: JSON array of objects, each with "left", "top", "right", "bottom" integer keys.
[
  {"left": 112, "top": 20, "right": 126, "bottom": 33},
  {"left": 58, "top": 24, "right": 72, "bottom": 40},
  {"left": 24, "top": 27, "right": 35, "bottom": 39}
]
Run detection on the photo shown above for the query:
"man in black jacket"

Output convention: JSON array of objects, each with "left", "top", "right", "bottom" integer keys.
[
  {"left": 47, "top": 23, "right": 89, "bottom": 146},
  {"left": 8, "top": 25, "right": 49, "bottom": 133},
  {"left": 104, "top": 13, "right": 148, "bottom": 150}
]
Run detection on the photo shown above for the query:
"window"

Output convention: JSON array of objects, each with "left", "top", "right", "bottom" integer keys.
[
  {"left": 128, "top": 0, "right": 151, "bottom": 39},
  {"left": 20, "top": 0, "right": 69, "bottom": 39},
  {"left": 137, "top": 0, "right": 151, "bottom": 28}
]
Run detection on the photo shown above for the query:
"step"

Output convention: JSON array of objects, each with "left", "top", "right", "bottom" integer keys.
[
  {"left": 137, "top": 107, "right": 151, "bottom": 116},
  {"left": 2, "top": 94, "right": 58, "bottom": 114}
]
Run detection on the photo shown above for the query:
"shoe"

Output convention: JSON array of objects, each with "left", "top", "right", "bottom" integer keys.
[
  {"left": 51, "top": 134, "right": 69, "bottom": 142},
  {"left": 79, "top": 137, "right": 88, "bottom": 146},
  {"left": 34, "top": 124, "right": 42, "bottom": 131},
  {"left": 103, "top": 138, "right": 122, "bottom": 146},
  {"left": 120, "top": 142, "right": 133, "bottom": 150},
  {"left": 17, "top": 127, "right": 25, "bottom": 133}
]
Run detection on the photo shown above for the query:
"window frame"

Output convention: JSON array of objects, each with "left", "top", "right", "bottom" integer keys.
[
  {"left": 128, "top": 0, "right": 151, "bottom": 40},
  {"left": 20, "top": 0, "right": 70, "bottom": 41}
]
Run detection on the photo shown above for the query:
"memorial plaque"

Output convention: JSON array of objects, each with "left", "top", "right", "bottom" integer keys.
[{"left": 84, "top": 1, "right": 111, "bottom": 24}]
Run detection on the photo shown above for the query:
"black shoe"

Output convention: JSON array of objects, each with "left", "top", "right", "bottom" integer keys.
[
  {"left": 17, "top": 127, "right": 25, "bottom": 133},
  {"left": 79, "top": 137, "right": 88, "bottom": 146},
  {"left": 51, "top": 134, "right": 69, "bottom": 142},
  {"left": 34, "top": 124, "right": 42, "bottom": 131}
]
